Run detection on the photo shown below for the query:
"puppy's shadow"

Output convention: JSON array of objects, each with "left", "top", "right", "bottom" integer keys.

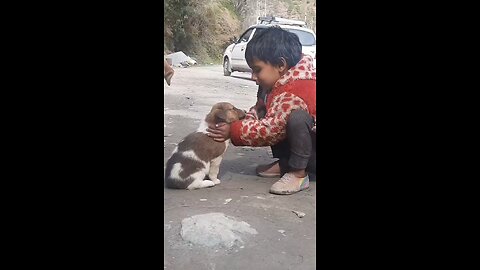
[{"left": 218, "top": 157, "right": 257, "bottom": 178}]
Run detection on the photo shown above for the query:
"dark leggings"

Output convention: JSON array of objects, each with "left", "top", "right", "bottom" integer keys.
[
  {"left": 256, "top": 86, "right": 316, "bottom": 174},
  {"left": 272, "top": 109, "right": 316, "bottom": 174}
]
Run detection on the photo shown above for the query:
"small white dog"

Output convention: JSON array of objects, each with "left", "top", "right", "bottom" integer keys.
[{"left": 164, "top": 102, "right": 246, "bottom": 190}]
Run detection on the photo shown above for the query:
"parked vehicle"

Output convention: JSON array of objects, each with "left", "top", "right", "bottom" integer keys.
[{"left": 223, "top": 16, "right": 316, "bottom": 76}]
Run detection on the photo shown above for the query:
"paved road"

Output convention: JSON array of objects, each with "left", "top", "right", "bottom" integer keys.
[{"left": 164, "top": 65, "right": 316, "bottom": 270}]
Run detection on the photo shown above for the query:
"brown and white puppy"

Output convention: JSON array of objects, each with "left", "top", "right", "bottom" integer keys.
[{"left": 165, "top": 102, "right": 246, "bottom": 190}]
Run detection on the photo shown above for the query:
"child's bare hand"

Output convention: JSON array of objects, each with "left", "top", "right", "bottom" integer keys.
[{"left": 206, "top": 122, "right": 231, "bottom": 142}]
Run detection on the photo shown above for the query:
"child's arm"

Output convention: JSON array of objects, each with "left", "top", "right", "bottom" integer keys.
[
  {"left": 246, "top": 86, "right": 267, "bottom": 119},
  {"left": 230, "top": 92, "right": 309, "bottom": 147},
  {"left": 255, "top": 86, "right": 267, "bottom": 118}
]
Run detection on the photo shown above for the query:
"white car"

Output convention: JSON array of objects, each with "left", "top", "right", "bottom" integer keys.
[{"left": 223, "top": 16, "right": 316, "bottom": 76}]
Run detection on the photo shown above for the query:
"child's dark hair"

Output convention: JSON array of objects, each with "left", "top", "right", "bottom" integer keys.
[{"left": 245, "top": 26, "right": 302, "bottom": 69}]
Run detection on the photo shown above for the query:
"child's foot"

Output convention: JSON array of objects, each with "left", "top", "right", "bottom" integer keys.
[
  {"left": 256, "top": 160, "right": 281, "bottom": 178},
  {"left": 269, "top": 173, "right": 309, "bottom": 195}
]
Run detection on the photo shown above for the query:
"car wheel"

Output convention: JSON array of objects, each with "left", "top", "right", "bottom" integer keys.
[{"left": 223, "top": 58, "right": 232, "bottom": 76}]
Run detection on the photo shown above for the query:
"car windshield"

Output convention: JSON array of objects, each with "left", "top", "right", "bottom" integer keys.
[
  {"left": 285, "top": 29, "right": 316, "bottom": 46},
  {"left": 254, "top": 28, "right": 316, "bottom": 46}
]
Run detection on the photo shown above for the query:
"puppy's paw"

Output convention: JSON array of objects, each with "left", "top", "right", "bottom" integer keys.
[
  {"left": 187, "top": 180, "right": 216, "bottom": 190},
  {"left": 202, "top": 180, "right": 216, "bottom": 188},
  {"left": 212, "top": 178, "right": 221, "bottom": 185}
]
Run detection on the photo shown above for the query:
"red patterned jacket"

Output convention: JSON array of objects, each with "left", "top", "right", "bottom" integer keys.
[{"left": 230, "top": 54, "right": 316, "bottom": 146}]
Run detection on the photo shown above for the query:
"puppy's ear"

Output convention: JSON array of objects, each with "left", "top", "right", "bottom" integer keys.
[
  {"left": 205, "top": 108, "right": 220, "bottom": 123},
  {"left": 215, "top": 110, "right": 229, "bottom": 123}
]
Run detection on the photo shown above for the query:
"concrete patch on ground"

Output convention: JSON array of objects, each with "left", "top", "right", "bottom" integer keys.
[{"left": 180, "top": 212, "right": 258, "bottom": 249}]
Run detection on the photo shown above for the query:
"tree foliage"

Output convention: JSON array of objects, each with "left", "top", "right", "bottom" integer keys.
[{"left": 164, "top": 0, "right": 316, "bottom": 64}]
